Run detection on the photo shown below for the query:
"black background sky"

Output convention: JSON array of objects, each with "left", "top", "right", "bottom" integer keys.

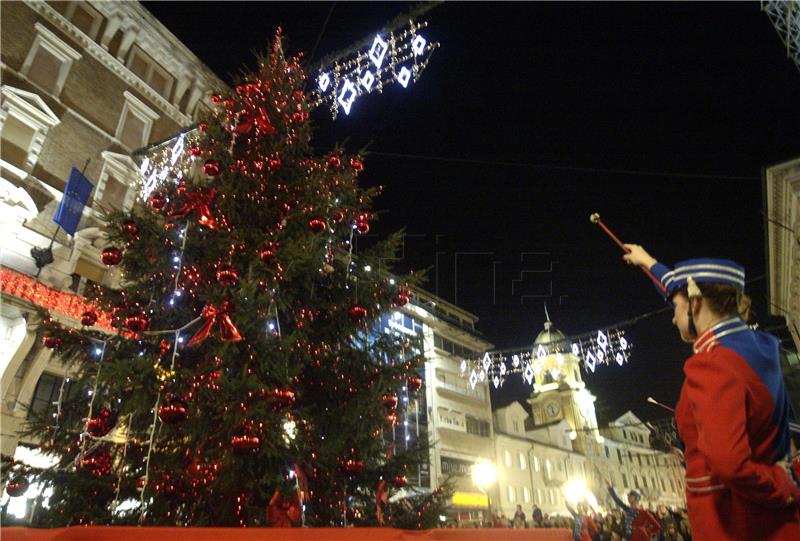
[{"left": 144, "top": 1, "right": 800, "bottom": 422}]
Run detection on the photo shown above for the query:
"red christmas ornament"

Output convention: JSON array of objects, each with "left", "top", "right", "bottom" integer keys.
[
  {"left": 81, "top": 310, "right": 98, "bottom": 326},
  {"left": 269, "top": 388, "right": 296, "bottom": 412},
  {"left": 210, "top": 94, "right": 222, "bottom": 105},
  {"left": 350, "top": 158, "right": 364, "bottom": 172},
  {"left": 349, "top": 304, "right": 368, "bottom": 322},
  {"left": 5, "top": 476, "right": 29, "bottom": 497},
  {"left": 43, "top": 335, "right": 63, "bottom": 349},
  {"left": 342, "top": 458, "right": 365, "bottom": 475},
  {"left": 198, "top": 123, "right": 208, "bottom": 132},
  {"left": 148, "top": 192, "right": 166, "bottom": 210},
  {"left": 258, "top": 242, "right": 279, "bottom": 263},
  {"left": 124, "top": 311, "right": 149, "bottom": 332},
  {"left": 189, "top": 146, "right": 203, "bottom": 157},
  {"left": 392, "top": 475, "right": 408, "bottom": 488},
  {"left": 333, "top": 208, "right": 346, "bottom": 223},
  {"left": 406, "top": 374, "right": 423, "bottom": 393},
  {"left": 268, "top": 157, "right": 282, "bottom": 170},
  {"left": 308, "top": 217, "right": 327, "bottom": 233},
  {"left": 328, "top": 155, "right": 341, "bottom": 168},
  {"left": 121, "top": 220, "right": 139, "bottom": 240},
  {"left": 395, "top": 288, "right": 411, "bottom": 306},
  {"left": 158, "top": 396, "right": 189, "bottom": 425},
  {"left": 216, "top": 265, "right": 239, "bottom": 287},
  {"left": 384, "top": 411, "right": 398, "bottom": 425},
  {"left": 86, "top": 408, "right": 115, "bottom": 438},
  {"left": 231, "top": 426, "right": 261, "bottom": 454},
  {"left": 81, "top": 449, "right": 112, "bottom": 476},
  {"left": 203, "top": 159, "right": 221, "bottom": 177},
  {"left": 291, "top": 111, "right": 305, "bottom": 123},
  {"left": 101, "top": 246, "right": 122, "bottom": 266},
  {"left": 381, "top": 393, "right": 398, "bottom": 411},
  {"left": 354, "top": 218, "right": 369, "bottom": 235}
]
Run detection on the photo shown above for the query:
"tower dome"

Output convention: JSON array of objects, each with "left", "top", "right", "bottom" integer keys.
[{"left": 534, "top": 321, "right": 565, "bottom": 346}]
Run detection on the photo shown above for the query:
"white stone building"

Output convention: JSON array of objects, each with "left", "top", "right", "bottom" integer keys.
[{"left": 1, "top": 0, "right": 223, "bottom": 462}]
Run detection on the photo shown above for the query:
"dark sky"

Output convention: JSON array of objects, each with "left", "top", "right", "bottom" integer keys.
[{"left": 143, "top": 2, "right": 800, "bottom": 422}]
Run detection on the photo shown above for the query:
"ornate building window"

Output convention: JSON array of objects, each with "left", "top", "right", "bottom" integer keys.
[
  {"left": 0, "top": 86, "right": 60, "bottom": 177},
  {"left": 62, "top": 1, "right": 104, "bottom": 40},
  {"left": 20, "top": 23, "right": 81, "bottom": 97},
  {"left": 115, "top": 91, "right": 158, "bottom": 150},
  {"left": 126, "top": 46, "right": 174, "bottom": 99},
  {"left": 94, "top": 152, "right": 138, "bottom": 211}
]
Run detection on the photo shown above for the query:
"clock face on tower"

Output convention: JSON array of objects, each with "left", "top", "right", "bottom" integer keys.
[{"left": 545, "top": 400, "right": 561, "bottom": 418}]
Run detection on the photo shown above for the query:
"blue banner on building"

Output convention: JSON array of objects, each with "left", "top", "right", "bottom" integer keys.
[{"left": 53, "top": 166, "right": 93, "bottom": 235}]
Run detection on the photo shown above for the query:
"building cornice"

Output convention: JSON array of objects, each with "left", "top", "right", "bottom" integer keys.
[{"left": 24, "top": 0, "right": 192, "bottom": 124}]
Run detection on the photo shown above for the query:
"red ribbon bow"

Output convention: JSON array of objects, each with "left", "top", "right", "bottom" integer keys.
[
  {"left": 168, "top": 187, "right": 218, "bottom": 229},
  {"left": 267, "top": 490, "right": 301, "bottom": 528},
  {"left": 187, "top": 300, "right": 242, "bottom": 347}
]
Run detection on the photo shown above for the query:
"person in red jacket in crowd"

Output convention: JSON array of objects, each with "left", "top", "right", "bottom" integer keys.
[
  {"left": 605, "top": 482, "right": 661, "bottom": 541},
  {"left": 623, "top": 246, "right": 800, "bottom": 541}
]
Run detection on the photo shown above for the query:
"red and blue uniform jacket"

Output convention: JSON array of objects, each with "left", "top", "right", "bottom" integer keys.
[{"left": 676, "top": 317, "right": 800, "bottom": 540}]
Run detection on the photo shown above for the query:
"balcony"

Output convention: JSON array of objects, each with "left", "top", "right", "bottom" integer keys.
[{"left": 435, "top": 378, "right": 487, "bottom": 402}]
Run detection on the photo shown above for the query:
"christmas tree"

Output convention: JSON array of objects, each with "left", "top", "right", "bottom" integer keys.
[{"left": 12, "top": 31, "right": 449, "bottom": 528}]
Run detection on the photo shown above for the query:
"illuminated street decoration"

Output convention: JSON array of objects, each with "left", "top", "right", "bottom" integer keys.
[
  {"left": 310, "top": 18, "right": 439, "bottom": 119},
  {"left": 461, "top": 327, "right": 632, "bottom": 389}
]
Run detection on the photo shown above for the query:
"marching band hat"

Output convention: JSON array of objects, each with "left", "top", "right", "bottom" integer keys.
[
  {"left": 654, "top": 258, "right": 745, "bottom": 299},
  {"left": 628, "top": 490, "right": 641, "bottom": 499}
]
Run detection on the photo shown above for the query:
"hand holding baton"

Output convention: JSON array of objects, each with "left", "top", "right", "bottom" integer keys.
[{"left": 589, "top": 213, "right": 666, "bottom": 293}]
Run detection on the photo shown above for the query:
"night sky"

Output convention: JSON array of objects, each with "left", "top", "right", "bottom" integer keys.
[{"left": 143, "top": 2, "right": 800, "bottom": 422}]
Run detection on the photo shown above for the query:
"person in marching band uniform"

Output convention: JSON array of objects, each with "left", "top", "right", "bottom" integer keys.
[{"left": 623, "top": 245, "right": 800, "bottom": 541}]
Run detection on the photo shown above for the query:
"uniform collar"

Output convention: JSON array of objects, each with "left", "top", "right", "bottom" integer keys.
[{"left": 692, "top": 317, "right": 749, "bottom": 354}]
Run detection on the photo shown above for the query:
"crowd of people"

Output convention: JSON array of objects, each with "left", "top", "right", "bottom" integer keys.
[{"left": 454, "top": 503, "right": 692, "bottom": 541}]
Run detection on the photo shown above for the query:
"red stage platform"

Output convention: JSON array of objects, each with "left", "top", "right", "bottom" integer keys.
[{"left": 2, "top": 527, "right": 572, "bottom": 541}]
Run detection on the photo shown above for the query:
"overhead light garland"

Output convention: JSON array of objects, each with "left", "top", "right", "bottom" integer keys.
[
  {"left": 309, "top": 18, "right": 439, "bottom": 119},
  {"left": 460, "top": 327, "right": 633, "bottom": 391}
]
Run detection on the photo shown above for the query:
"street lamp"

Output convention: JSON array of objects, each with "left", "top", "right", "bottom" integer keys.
[{"left": 472, "top": 460, "right": 497, "bottom": 525}]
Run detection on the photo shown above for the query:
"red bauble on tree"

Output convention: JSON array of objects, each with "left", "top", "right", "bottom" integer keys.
[
  {"left": 268, "top": 157, "right": 282, "bottom": 170},
  {"left": 189, "top": 146, "right": 203, "bottom": 157},
  {"left": 124, "top": 311, "right": 150, "bottom": 332},
  {"left": 121, "top": 220, "right": 139, "bottom": 240},
  {"left": 158, "top": 395, "right": 189, "bottom": 425},
  {"left": 86, "top": 407, "right": 116, "bottom": 438},
  {"left": 148, "top": 192, "right": 167, "bottom": 211},
  {"left": 308, "top": 217, "right": 327, "bottom": 233},
  {"left": 5, "top": 476, "right": 29, "bottom": 497},
  {"left": 203, "top": 159, "right": 221, "bottom": 177},
  {"left": 43, "top": 335, "right": 63, "bottom": 349},
  {"left": 258, "top": 242, "right": 279, "bottom": 263},
  {"left": 81, "top": 310, "right": 98, "bottom": 326},
  {"left": 268, "top": 388, "right": 296, "bottom": 412},
  {"left": 381, "top": 393, "right": 398, "bottom": 412},
  {"left": 354, "top": 218, "right": 370, "bottom": 235},
  {"left": 350, "top": 158, "right": 364, "bottom": 172},
  {"left": 210, "top": 94, "right": 222, "bottom": 105},
  {"left": 231, "top": 425, "right": 261, "bottom": 454},
  {"left": 216, "top": 265, "right": 239, "bottom": 287},
  {"left": 392, "top": 475, "right": 408, "bottom": 488},
  {"left": 80, "top": 449, "right": 112, "bottom": 476},
  {"left": 255, "top": 108, "right": 276, "bottom": 135},
  {"left": 349, "top": 304, "right": 368, "bottom": 322},
  {"left": 406, "top": 374, "right": 423, "bottom": 394},
  {"left": 384, "top": 411, "right": 398, "bottom": 426},
  {"left": 395, "top": 288, "right": 411, "bottom": 307},
  {"left": 327, "top": 155, "right": 341, "bottom": 168},
  {"left": 101, "top": 246, "right": 122, "bottom": 266}
]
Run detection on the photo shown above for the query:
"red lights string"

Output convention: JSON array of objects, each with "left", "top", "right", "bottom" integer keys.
[{"left": 0, "top": 267, "right": 115, "bottom": 331}]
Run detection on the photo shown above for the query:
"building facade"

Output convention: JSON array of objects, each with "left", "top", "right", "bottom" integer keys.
[
  {"left": 491, "top": 322, "right": 687, "bottom": 520},
  {"left": 1, "top": 0, "right": 224, "bottom": 462}
]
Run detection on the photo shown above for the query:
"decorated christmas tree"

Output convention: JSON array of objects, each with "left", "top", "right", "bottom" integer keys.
[{"left": 12, "top": 31, "right": 449, "bottom": 528}]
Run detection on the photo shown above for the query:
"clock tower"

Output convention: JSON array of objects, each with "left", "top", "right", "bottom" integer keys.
[{"left": 527, "top": 320, "right": 604, "bottom": 455}]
